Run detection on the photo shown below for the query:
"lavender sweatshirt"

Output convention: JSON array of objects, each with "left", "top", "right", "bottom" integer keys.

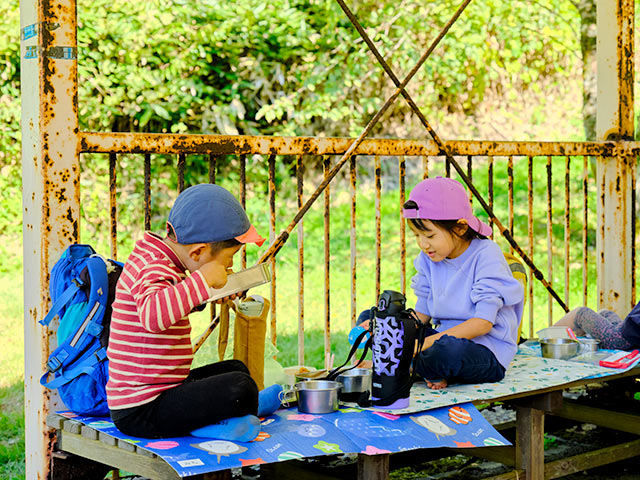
[{"left": 411, "top": 238, "right": 524, "bottom": 369}]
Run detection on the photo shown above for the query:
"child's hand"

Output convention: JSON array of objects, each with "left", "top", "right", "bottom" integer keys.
[{"left": 199, "top": 260, "right": 228, "bottom": 289}]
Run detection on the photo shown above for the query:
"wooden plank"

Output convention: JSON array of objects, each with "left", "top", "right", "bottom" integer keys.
[
  {"left": 99, "top": 431, "right": 117, "bottom": 447},
  {"left": 116, "top": 438, "right": 136, "bottom": 453},
  {"left": 447, "top": 446, "right": 516, "bottom": 466},
  {"left": 357, "top": 454, "right": 389, "bottom": 480},
  {"left": 260, "top": 460, "right": 348, "bottom": 479},
  {"left": 63, "top": 420, "right": 82, "bottom": 435},
  {"left": 544, "top": 439, "right": 640, "bottom": 479},
  {"left": 550, "top": 399, "right": 640, "bottom": 435},
  {"left": 515, "top": 406, "right": 544, "bottom": 480},
  {"left": 481, "top": 470, "right": 523, "bottom": 480},
  {"left": 46, "top": 413, "right": 65, "bottom": 430},
  {"left": 81, "top": 425, "right": 98, "bottom": 440},
  {"left": 474, "top": 367, "right": 640, "bottom": 405},
  {"left": 136, "top": 446, "right": 157, "bottom": 458},
  {"left": 59, "top": 429, "right": 182, "bottom": 480},
  {"left": 511, "top": 391, "right": 563, "bottom": 413}
]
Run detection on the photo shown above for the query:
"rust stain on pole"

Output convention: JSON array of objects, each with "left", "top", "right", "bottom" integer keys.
[
  {"left": 564, "top": 156, "right": 571, "bottom": 307},
  {"left": 375, "top": 155, "right": 382, "bottom": 301},
  {"left": 144, "top": 154, "right": 151, "bottom": 231},
  {"left": 239, "top": 154, "right": 247, "bottom": 269},
  {"left": 109, "top": 152, "right": 117, "bottom": 260},
  {"left": 177, "top": 153, "right": 185, "bottom": 193},
  {"left": 527, "top": 156, "right": 534, "bottom": 338},
  {"left": 297, "top": 155, "right": 305, "bottom": 364},
  {"left": 79, "top": 131, "right": 629, "bottom": 157},
  {"left": 268, "top": 154, "right": 277, "bottom": 346},
  {"left": 508, "top": 156, "right": 514, "bottom": 252},
  {"left": 546, "top": 156, "right": 554, "bottom": 325},
  {"left": 350, "top": 155, "right": 357, "bottom": 328},
  {"left": 582, "top": 156, "right": 589, "bottom": 305},
  {"left": 399, "top": 156, "right": 406, "bottom": 295},
  {"left": 323, "top": 156, "right": 331, "bottom": 368}
]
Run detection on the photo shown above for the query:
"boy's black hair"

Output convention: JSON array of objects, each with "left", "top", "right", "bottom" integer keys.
[
  {"left": 166, "top": 229, "right": 242, "bottom": 254},
  {"left": 403, "top": 200, "right": 487, "bottom": 241},
  {"left": 208, "top": 238, "right": 242, "bottom": 255}
]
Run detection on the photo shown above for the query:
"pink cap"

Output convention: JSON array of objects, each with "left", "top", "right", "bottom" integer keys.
[{"left": 402, "top": 177, "right": 491, "bottom": 237}]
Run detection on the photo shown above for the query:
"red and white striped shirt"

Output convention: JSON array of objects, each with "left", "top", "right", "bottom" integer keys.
[{"left": 106, "top": 232, "right": 211, "bottom": 410}]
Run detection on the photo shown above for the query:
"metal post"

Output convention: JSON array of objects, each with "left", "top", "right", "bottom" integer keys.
[
  {"left": 596, "top": 0, "right": 634, "bottom": 313},
  {"left": 20, "top": 0, "right": 79, "bottom": 478}
]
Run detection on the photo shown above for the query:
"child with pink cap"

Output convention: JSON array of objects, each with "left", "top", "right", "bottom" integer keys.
[{"left": 402, "top": 177, "right": 524, "bottom": 389}]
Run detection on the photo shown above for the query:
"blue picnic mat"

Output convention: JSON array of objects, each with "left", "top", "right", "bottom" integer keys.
[{"left": 57, "top": 402, "right": 508, "bottom": 477}]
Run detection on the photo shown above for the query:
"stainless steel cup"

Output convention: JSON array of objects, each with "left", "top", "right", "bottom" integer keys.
[
  {"left": 540, "top": 338, "right": 579, "bottom": 360},
  {"left": 294, "top": 380, "right": 342, "bottom": 414},
  {"left": 578, "top": 338, "right": 600, "bottom": 354}
]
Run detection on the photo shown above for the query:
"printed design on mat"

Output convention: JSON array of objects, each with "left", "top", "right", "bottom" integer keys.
[
  {"left": 145, "top": 440, "right": 179, "bottom": 450},
  {"left": 448, "top": 406, "right": 472, "bottom": 425},
  {"left": 314, "top": 440, "right": 342, "bottom": 454},
  {"left": 191, "top": 440, "right": 248, "bottom": 462},
  {"left": 335, "top": 417, "right": 404, "bottom": 438},
  {"left": 373, "top": 316, "right": 404, "bottom": 376},
  {"left": 410, "top": 414, "right": 457, "bottom": 439},
  {"left": 484, "top": 437, "right": 508, "bottom": 446},
  {"left": 278, "top": 451, "right": 305, "bottom": 461},
  {"left": 297, "top": 424, "right": 326, "bottom": 438}
]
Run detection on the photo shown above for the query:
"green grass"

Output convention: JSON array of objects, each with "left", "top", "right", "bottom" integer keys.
[{"left": 0, "top": 237, "right": 25, "bottom": 480}]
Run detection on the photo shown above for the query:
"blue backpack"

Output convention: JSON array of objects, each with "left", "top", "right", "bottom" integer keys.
[{"left": 40, "top": 244, "right": 123, "bottom": 416}]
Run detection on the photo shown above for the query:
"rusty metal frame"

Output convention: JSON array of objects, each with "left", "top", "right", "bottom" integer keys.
[{"left": 21, "top": 0, "right": 635, "bottom": 478}]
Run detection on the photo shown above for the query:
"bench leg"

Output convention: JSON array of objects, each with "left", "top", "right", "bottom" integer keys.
[
  {"left": 357, "top": 453, "right": 389, "bottom": 480},
  {"left": 515, "top": 406, "right": 545, "bottom": 480}
]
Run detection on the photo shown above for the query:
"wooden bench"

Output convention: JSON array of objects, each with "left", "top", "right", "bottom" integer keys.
[{"left": 47, "top": 367, "right": 640, "bottom": 480}]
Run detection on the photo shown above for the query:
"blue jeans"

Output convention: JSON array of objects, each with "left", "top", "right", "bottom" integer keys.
[{"left": 414, "top": 328, "right": 506, "bottom": 384}]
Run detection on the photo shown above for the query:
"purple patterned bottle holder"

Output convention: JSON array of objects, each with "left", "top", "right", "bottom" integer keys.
[{"left": 371, "top": 315, "right": 410, "bottom": 409}]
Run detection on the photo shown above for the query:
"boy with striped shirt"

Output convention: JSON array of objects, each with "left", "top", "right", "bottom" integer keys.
[{"left": 107, "top": 184, "right": 276, "bottom": 440}]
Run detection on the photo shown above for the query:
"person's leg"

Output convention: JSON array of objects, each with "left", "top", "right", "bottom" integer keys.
[
  {"left": 112, "top": 370, "right": 258, "bottom": 438},
  {"left": 553, "top": 307, "right": 595, "bottom": 335},
  {"left": 574, "top": 311, "right": 633, "bottom": 350},
  {"left": 414, "top": 335, "right": 505, "bottom": 390},
  {"left": 188, "top": 359, "right": 249, "bottom": 381},
  {"left": 598, "top": 309, "right": 624, "bottom": 325}
]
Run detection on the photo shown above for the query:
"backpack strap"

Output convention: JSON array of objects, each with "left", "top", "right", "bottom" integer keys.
[
  {"left": 39, "top": 277, "right": 85, "bottom": 327},
  {"left": 41, "top": 346, "right": 107, "bottom": 389},
  {"left": 40, "top": 256, "right": 109, "bottom": 375}
]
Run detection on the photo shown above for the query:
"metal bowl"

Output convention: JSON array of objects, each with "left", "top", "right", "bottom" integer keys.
[
  {"left": 336, "top": 368, "right": 372, "bottom": 394},
  {"left": 578, "top": 338, "right": 600, "bottom": 353},
  {"left": 540, "top": 338, "right": 579, "bottom": 359},
  {"left": 294, "top": 380, "right": 342, "bottom": 414}
]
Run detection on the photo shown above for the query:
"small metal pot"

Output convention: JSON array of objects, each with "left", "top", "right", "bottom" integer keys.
[
  {"left": 578, "top": 338, "right": 600, "bottom": 354},
  {"left": 294, "top": 380, "right": 342, "bottom": 414},
  {"left": 336, "top": 368, "right": 372, "bottom": 401},
  {"left": 540, "top": 338, "right": 579, "bottom": 360}
]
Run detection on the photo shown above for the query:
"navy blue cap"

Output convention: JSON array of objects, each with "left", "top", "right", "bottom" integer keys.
[{"left": 166, "top": 184, "right": 265, "bottom": 246}]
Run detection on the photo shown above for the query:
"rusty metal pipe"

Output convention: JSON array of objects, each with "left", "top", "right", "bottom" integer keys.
[{"left": 337, "top": 0, "right": 569, "bottom": 312}]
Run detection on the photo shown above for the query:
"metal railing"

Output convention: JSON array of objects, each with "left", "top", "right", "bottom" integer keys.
[{"left": 80, "top": 133, "right": 640, "bottom": 366}]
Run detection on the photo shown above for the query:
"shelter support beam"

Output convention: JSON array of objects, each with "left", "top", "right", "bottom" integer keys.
[
  {"left": 596, "top": 0, "right": 635, "bottom": 314},
  {"left": 20, "top": 0, "right": 80, "bottom": 478}
]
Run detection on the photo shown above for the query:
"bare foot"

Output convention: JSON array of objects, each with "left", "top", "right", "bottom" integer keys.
[
  {"left": 426, "top": 379, "right": 448, "bottom": 390},
  {"left": 356, "top": 360, "right": 373, "bottom": 369}
]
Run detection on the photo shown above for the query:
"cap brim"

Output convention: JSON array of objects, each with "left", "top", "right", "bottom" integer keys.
[
  {"left": 470, "top": 217, "right": 492, "bottom": 237},
  {"left": 235, "top": 224, "right": 266, "bottom": 246}
]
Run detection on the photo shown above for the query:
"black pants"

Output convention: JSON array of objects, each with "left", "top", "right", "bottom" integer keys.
[{"left": 110, "top": 360, "right": 258, "bottom": 438}]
